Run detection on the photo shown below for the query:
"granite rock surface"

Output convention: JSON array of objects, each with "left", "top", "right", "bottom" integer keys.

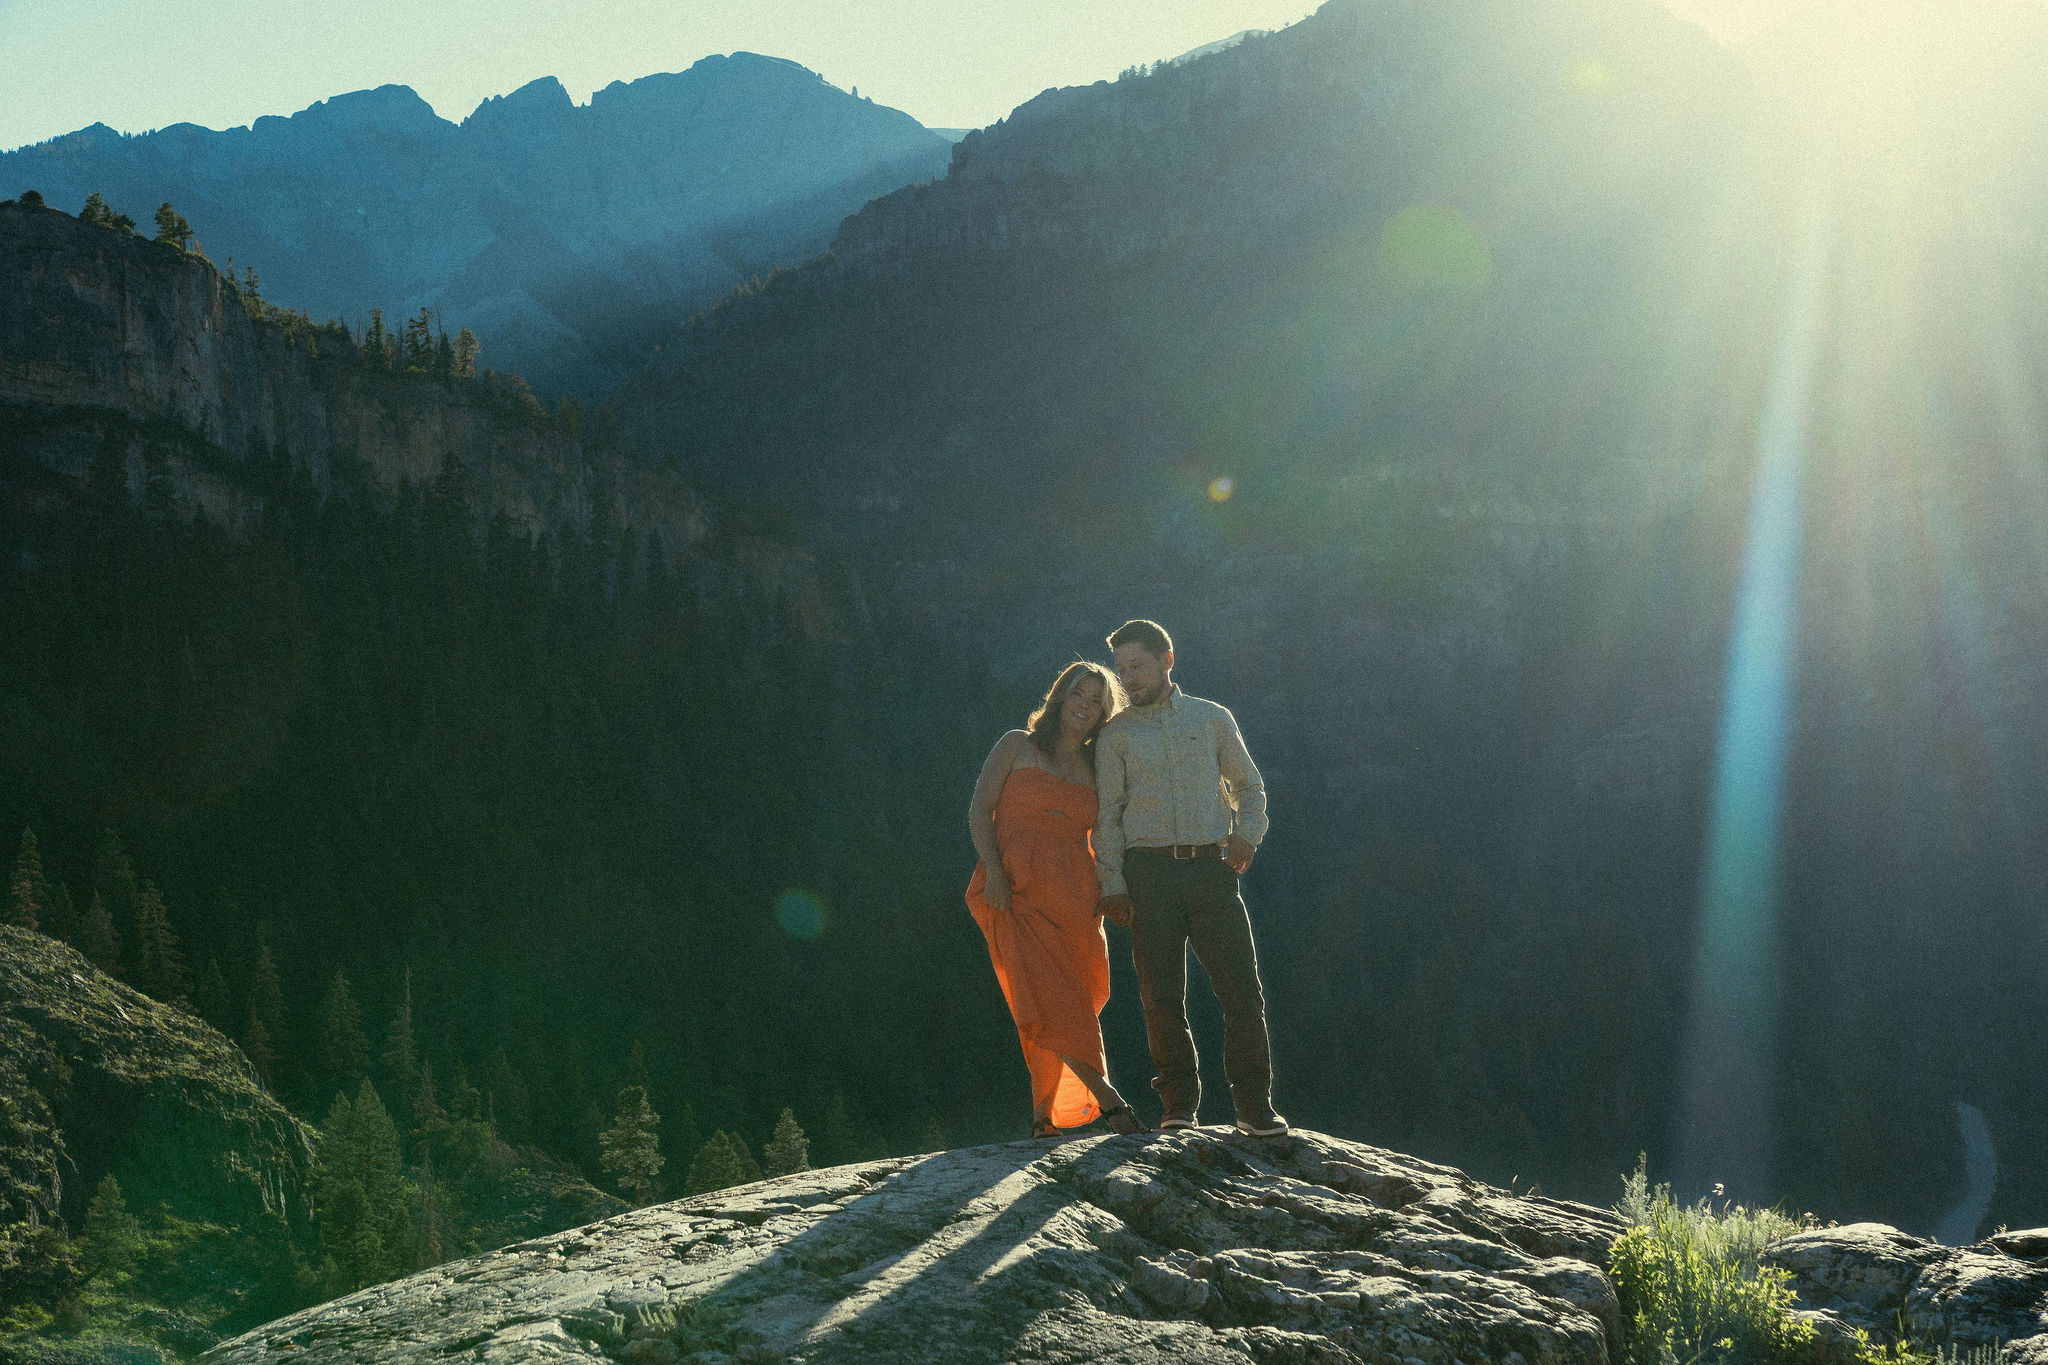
[{"left": 200, "top": 1127, "right": 1627, "bottom": 1364}]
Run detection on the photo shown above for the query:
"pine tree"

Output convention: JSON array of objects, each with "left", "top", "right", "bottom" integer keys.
[
  {"left": 319, "top": 968, "right": 371, "bottom": 1095},
  {"left": 131, "top": 882, "right": 189, "bottom": 1003},
  {"left": 481, "top": 1046, "right": 529, "bottom": 1143},
  {"left": 152, "top": 201, "right": 193, "bottom": 250},
  {"left": 79, "top": 1174, "right": 139, "bottom": 1276},
  {"left": 599, "top": 1085, "right": 665, "bottom": 1206},
  {"left": 243, "top": 1011, "right": 279, "bottom": 1090},
  {"left": 380, "top": 967, "right": 420, "bottom": 1116},
  {"left": 412, "top": 1058, "right": 449, "bottom": 1163},
  {"left": 75, "top": 892, "right": 122, "bottom": 977},
  {"left": 314, "top": 1080, "right": 413, "bottom": 1287},
  {"left": 682, "top": 1131, "right": 750, "bottom": 1196},
  {"left": 91, "top": 832, "right": 137, "bottom": 968},
  {"left": 454, "top": 328, "right": 479, "bottom": 378},
  {"left": 447, "top": 1061, "right": 482, "bottom": 1123},
  {"left": 246, "top": 929, "right": 288, "bottom": 1085},
  {"left": 79, "top": 192, "right": 114, "bottom": 228},
  {"left": 763, "top": 1108, "right": 810, "bottom": 1177},
  {"left": 8, "top": 828, "right": 48, "bottom": 930},
  {"left": 434, "top": 329, "right": 455, "bottom": 380},
  {"left": 44, "top": 884, "right": 75, "bottom": 945},
  {"left": 193, "top": 957, "right": 232, "bottom": 1031}
]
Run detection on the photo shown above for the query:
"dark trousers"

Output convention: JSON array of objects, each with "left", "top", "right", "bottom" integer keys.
[{"left": 1124, "top": 851, "right": 1273, "bottom": 1119}]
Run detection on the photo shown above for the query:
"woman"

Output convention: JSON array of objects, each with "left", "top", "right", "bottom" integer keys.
[{"left": 967, "top": 661, "right": 1146, "bottom": 1137}]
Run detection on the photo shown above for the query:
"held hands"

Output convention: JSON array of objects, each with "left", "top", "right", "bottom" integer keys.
[
  {"left": 1098, "top": 893, "right": 1135, "bottom": 927},
  {"left": 983, "top": 869, "right": 1013, "bottom": 911},
  {"left": 1223, "top": 834, "right": 1257, "bottom": 874}
]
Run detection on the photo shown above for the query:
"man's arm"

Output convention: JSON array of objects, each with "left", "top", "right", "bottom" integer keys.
[
  {"left": 1216, "top": 706, "right": 1268, "bottom": 847},
  {"left": 1094, "top": 729, "right": 1131, "bottom": 898}
]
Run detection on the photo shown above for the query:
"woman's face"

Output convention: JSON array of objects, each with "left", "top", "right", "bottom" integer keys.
[{"left": 1060, "top": 674, "right": 1107, "bottom": 738}]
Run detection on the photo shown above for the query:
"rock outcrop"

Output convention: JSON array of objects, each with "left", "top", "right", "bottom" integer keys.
[
  {"left": 200, "top": 1128, "right": 1628, "bottom": 1363},
  {"left": 1766, "top": 1222, "right": 2048, "bottom": 1361},
  {"left": 0, "top": 925, "right": 314, "bottom": 1232},
  {"left": 198, "top": 1129, "right": 2048, "bottom": 1364}
]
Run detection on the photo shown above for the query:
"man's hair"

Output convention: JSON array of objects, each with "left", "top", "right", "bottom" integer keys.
[{"left": 1107, "top": 619, "right": 1173, "bottom": 658}]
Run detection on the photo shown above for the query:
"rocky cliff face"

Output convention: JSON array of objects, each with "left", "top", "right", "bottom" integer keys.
[
  {"left": 196, "top": 1129, "right": 2048, "bottom": 1364},
  {"left": 0, "top": 201, "right": 708, "bottom": 555},
  {"left": 1, "top": 56, "right": 952, "bottom": 392}
]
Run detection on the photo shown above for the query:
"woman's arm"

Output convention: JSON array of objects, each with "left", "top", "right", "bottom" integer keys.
[{"left": 969, "top": 731, "right": 1026, "bottom": 907}]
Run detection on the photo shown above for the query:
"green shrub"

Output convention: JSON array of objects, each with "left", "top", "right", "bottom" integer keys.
[{"left": 1608, "top": 1156, "right": 1821, "bottom": 1365}]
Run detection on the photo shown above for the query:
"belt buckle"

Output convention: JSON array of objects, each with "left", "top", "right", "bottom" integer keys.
[{"left": 1173, "top": 844, "right": 1195, "bottom": 860}]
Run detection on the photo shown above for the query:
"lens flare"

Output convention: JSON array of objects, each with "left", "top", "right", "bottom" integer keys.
[
  {"left": 1676, "top": 183, "right": 1832, "bottom": 1202},
  {"left": 1378, "top": 205, "right": 1491, "bottom": 291},
  {"left": 1208, "top": 475, "right": 1235, "bottom": 502},
  {"left": 774, "top": 889, "right": 826, "bottom": 941}
]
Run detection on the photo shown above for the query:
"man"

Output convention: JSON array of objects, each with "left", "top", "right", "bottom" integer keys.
[{"left": 1094, "top": 619, "right": 1284, "bottom": 1136}]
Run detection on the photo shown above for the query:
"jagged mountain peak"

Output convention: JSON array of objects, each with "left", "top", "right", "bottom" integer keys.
[{"left": 287, "top": 82, "right": 450, "bottom": 135}]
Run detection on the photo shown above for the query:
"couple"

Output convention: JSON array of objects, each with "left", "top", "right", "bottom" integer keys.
[{"left": 965, "top": 619, "right": 1286, "bottom": 1140}]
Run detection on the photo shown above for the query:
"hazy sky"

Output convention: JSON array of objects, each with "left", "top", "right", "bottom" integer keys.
[{"left": 0, "top": 0, "right": 1797, "bottom": 154}]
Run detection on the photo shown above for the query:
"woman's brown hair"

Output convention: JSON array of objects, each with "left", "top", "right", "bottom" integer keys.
[{"left": 1025, "top": 661, "right": 1124, "bottom": 756}]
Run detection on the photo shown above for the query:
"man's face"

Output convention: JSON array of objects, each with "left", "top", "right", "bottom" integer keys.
[{"left": 1114, "top": 642, "right": 1172, "bottom": 707}]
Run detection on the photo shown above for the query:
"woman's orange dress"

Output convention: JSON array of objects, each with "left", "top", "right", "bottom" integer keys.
[{"left": 966, "top": 764, "right": 1112, "bottom": 1130}]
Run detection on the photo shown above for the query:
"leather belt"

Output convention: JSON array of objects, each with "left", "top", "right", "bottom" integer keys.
[{"left": 1132, "top": 842, "right": 1225, "bottom": 860}]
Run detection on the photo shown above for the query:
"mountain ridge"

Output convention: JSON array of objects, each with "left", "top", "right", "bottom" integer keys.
[{"left": 1, "top": 55, "right": 954, "bottom": 394}]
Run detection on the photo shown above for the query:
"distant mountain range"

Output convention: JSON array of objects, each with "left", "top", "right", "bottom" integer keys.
[{"left": 0, "top": 54, "right": 954, "bottom": 393}]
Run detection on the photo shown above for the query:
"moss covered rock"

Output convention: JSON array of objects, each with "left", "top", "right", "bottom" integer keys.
[{"left": 0, "top": 925, "right": 314, "bottom": 1234}]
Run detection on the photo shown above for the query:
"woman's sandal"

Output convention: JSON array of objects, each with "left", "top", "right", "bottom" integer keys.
[
  {"left": 1100, "top": 1104, "right": 1150, "bottom": 1136},
  {"left": 1031, "top": 1118, "right": 1062, "bottom": 1140}
]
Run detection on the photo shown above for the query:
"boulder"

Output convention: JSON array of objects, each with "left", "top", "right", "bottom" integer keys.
[
  {"left": 200, "top": 1128, "right": 1626, "bottom": 1364},
  {"left": 1764, "top": 1222, "right": 2048, "bottom": 1358}
]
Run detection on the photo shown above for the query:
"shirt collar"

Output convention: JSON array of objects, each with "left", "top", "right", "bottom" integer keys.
[{"left": 1132, "top": 682, "right": 1181, "bottom": 717}]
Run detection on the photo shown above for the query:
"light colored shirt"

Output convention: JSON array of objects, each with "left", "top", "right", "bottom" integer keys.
[{"left": 1094, "top": 683, "right": 1268, "bottom": 897}]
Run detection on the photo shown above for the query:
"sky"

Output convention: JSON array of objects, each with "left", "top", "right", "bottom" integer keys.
[{"left": 0, "top": 0, "right": 1806, "bottom": 154}]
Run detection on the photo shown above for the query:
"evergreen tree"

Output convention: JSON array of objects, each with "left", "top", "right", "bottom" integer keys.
[
  {"left": 763, "top": 1108, "right": 810, "bottom": 1177},
  {"left": 434, "top": 329, "right": 455, "bottom": 380},
  {"left": 454, "top": 327, "right": 479, "bottom": 378},
  {"left": 152, "top": 201, "right": 193, "bottom": 250},
  {"left": 131, "top": 882, "right": 189, "bottom": 1003},
  {"left": 243, "top": 1011, "right": 279, "bottom": 1090},
  {"left": 91, "top": 832, "right": 137, "bottom": 964},
  {"left": 193, "top": 956, "right": 232, "bottom": 1031},
  {"left": 246, "top": 929, "right": 288, "bottom": 1085},
  {"left": 18, "top": 189, "right": 44, "bottom": 210},
  {"left": 447, "top": 1060, "right": 482, "bottom": 1123},
  {"left": 412, "top": 1058, "right": 449, "bottom": 1162},
  {"left": 481, "top": 1045, "right": 530, "bottom": 1144},
  {"left": 682, "top": 1131, "right": 751, "bottom": 1196},
  {"left": 599, "top": 1085, "right": 664, "bottom": 1206},
  {"left": 79, "top": 192, "right": 114, "bottom": 228},
  {"left": 8, "top": 827, "right": 48, "bottom": 930},
  {"left": 319, "top": 968, "right": 371, "bottom": 1095},
  {"left": 74, "top": 892, "right": 122, "bottom": 978},
  {"left": 364, "top": 309, "right": 390, "bottom": 369},
  {"left": 672, "top": 1100, "right": 702, "bottom": 1174},
  {"left": 79, "top": 1174, "right": 139, "bottom": 1277},
  {"left": 44, "top": 884, "right": 76, "bottom": 945},
  {"left": 314, "top": 1081, "right": 412, "bottom": 1289},
  {"left": 380, "top": 966, "right": 420, "bottom": 1116},
  {"left": 402, "top": 308, "right": 433, "bottom": 371}
]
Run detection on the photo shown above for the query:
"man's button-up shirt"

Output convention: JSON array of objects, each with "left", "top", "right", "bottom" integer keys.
[{"left": 1094, "top": 683, "right": 1268, "bottom": 897}]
